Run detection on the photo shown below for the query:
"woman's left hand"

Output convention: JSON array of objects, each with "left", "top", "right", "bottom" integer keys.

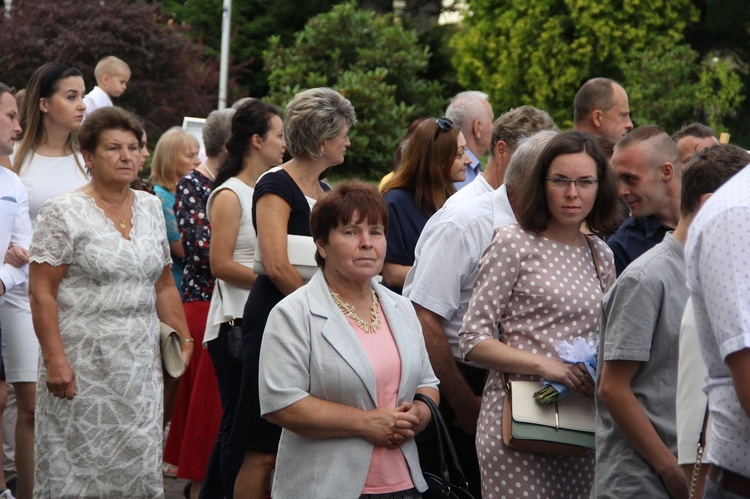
[{"left": 180, "top": 341, "right": 194, "bottom": 369}]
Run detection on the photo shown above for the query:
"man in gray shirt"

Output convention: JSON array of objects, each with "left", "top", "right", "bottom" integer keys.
[{"left": 595, "top": 144, "right": 749, "bottom": 498}]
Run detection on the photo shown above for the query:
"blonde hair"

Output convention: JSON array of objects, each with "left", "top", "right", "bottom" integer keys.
[
  {"left": 94, "top": 56, "right": 131, "bottom": 84},
  {"left": 149, "top": 127, "right": 199, "bottom": 191}
]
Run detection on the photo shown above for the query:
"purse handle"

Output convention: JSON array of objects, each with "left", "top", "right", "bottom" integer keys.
[
  {"left": 414, "top": 393, "right": 470, "bottom": 497},
  {"left": 584, "top": 234, "right": 604, "bottom": 292}
]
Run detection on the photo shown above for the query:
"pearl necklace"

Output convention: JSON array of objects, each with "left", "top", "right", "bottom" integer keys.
[
  {"left": 202, "top": 164, "right": 216, "bottom": 181},
  {"left": 329, "top": 288, "right": 380, "bottom": 333}
]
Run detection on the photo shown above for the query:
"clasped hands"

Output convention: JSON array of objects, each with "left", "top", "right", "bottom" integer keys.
[{"left": 363, "top": 401, "right": 430, "bottom": 450}]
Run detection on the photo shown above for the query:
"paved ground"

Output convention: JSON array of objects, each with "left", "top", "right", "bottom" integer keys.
[{"left": 164, "top": 475, "right": 189, "bottom": 499}]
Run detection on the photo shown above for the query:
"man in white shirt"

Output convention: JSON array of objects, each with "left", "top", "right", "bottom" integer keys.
[
  {"left": 445, "top": 91, "right": 494, "bottom": 190},
  {"left": 403, "top": 131, "right": 556, "bottom": 496},
  {"left": 685, "top": 150, "right": 750, "bottom": 497},
  {"left": 0, "top": 83, "right": 31, "bottom": 303},
  {"left": 446, "top": 105, "right": 557, "bottom": 206}
]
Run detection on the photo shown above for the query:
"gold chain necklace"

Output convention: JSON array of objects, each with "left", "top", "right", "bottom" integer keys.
[
  {"left": 329, "top": 287, "right": 380, "bottom": 333},
  {"left": 96, "top": 191, "right": 133, "bottom": 229}
]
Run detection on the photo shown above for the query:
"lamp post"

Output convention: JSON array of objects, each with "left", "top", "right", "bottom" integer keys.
[{"left": 218, "top": 0, "right": 232, "bottom": 110}]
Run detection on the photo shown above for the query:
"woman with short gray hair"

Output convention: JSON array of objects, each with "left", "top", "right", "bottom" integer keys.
[{"left": 230, "top": 87, "right": 356, "bottom": 498}]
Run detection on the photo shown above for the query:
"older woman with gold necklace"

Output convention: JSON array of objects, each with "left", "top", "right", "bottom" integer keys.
[
  {"left": 28, "top": 107, "right": 192, "bottom": 497},
  {"left": 258, "top": 182, "right": 439, "bottom": 499}
]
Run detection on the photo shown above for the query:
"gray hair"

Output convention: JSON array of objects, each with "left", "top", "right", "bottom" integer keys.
[
  {"left": 446, "top": 91, "right": 490, "bottom": 131},
  {"left": 504, "top": 130, "right": 558, "bottom": 190},
  {"left": 231, "top": 97, "right": 256, "bottom": 110},
  {"left": 284, "top": 87, "right": 357, "bottom": 160},
  {"left": 203, "top": 109, "right": 235, "bottom": 158}
]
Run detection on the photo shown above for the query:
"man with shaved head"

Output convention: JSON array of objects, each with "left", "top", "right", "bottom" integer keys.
[{"left": 607, "top": 125, "right": 682, "bottom": 275}]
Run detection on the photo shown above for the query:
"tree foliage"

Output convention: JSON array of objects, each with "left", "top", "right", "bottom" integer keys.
[
  {"left": 264, "top": 1, "right": 445, "bottom": 180},
  {"left": 621, "top": 43, "right": 744, "bottom": 132},
  {"left": 451, "top": 0, "right": 703, "bottom": 129},
  {"left": 161, "top": 0, "right": 344, "bottom": 98},
  {"left": 0, "top": 0, "right": 218, "bottom": 138}
]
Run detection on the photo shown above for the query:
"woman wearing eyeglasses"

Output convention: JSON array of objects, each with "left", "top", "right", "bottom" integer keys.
[
  {"left": 380, "top": 117, "right": 471, "bottom": 294},
  {"left": 458, "top": 131, "right": 621, "bottom": 498}
]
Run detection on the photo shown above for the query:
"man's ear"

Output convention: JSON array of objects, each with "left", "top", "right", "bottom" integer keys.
[
  {"left": 659, "top": 162, "right": 676, "bottom": 182},
  {"left": 472, "top": 118, "right": 483, "bottom": 140},
  {"left": 592, "top": 110, "right": 603, "bottom": 128},
  {"left": 494, "top": 140, "right": 507, "bottom": 159},
  {"left": 698, "top": 192, "right": 713, "bottom": 209}
]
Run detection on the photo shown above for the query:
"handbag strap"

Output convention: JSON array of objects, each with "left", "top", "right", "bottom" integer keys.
[
  {"left": 414, "top": 393, "right": 470, "bottom": 496},
  {"left": 584, "top": 235, "right": 604, "bottom": 292}
]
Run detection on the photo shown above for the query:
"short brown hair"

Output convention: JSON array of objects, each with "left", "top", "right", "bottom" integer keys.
[
  {"left": 490, "top": 106, "right": 558, "bottom": 155},
  {"left": 310, "top": 181, "right": 389, "bottom": 269},
  {"left": 517, "top": 130, "right": 621, "bottom": 235},
  {"left": 615, "top": 125, "right": 680, "bottom": 175},
  {"left": 681, "top": 144, "right": 750, "bottom": 216},
  {"left": 672, "top": 122, "right": 715, "bottom": 142},
  {"left": 573, "top": 78, "right": 618, "bottom": 125},
  {"left": 382, "top": 119, "right": 459, "bottom": 216},
  {"left": 78, "top": 107, "right": 143, "bottom": 153}
]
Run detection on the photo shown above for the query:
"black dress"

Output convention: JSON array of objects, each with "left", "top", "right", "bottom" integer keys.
[{"left": 230, "top": 169, "right": 328, "bottom": 453}]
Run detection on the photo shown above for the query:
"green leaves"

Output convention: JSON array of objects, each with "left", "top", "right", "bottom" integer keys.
[
  {"left": 264, "top": 1, "right": 444, "bottom": 180},
  {"left": 449, "top": 0, "right": 740, "bottom": 131}
]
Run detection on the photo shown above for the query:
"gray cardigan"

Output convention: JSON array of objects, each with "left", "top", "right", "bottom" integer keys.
[{"left": 259, "top": 270, "right": 439, "bottom": 499}]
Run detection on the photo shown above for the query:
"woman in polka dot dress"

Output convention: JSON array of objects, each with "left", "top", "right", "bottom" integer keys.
[{"left": 459, "top": 131, "right": 621, "bottom": 498}]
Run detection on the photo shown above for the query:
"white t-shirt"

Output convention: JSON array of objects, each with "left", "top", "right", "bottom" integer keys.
[
  {"left": 12, "top": 151, "right": 88, "bottom": 223},
  {"left": 83, "top": 86, "right": 113, "bottom": 119}
]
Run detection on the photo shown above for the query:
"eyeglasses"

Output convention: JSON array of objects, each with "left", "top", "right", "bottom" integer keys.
[
  {"left": 546, "top": 177, "right": 599, "bottom": 190},
  {"left": 433, "top": 117, "right": 454, "bottom": 142}
]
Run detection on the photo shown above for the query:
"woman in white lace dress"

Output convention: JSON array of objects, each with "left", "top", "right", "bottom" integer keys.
[{"left": 28, "top": 107, "right": 193, "bottom": 497}]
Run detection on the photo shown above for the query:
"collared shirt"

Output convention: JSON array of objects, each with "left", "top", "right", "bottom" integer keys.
[
  {"left": 445, "top": 172, "right": 492, "bottom": 207},
  {"left": 0, "top": 168, "right": 32, "bottom": 305},
  {"left": 607, "top": 215, "right": 672, "bottom": 276},
  {"left": 595, "top": 234, "right": 687, "bottom": 496},
  {"left": 404, "top": 184, "right": 516, "bottom": 363},
  {"left": 685, "top": 164, "right": 750, "bottom": 479},
  {"left": 453, "top": 149, "right": 482, "bottom": 190}
]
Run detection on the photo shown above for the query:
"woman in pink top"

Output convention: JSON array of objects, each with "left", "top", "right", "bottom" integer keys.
[{"left": 257, "top": 182, "right": 439, "bottom": 499}]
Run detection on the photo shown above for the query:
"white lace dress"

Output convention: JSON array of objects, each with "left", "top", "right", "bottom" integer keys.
[{"left": 29, "top": 190, "right": 171, "bottom": 498}]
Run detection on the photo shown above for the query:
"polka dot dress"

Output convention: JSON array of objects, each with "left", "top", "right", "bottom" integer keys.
[{"left": 460, "top": 224, "right": 615, "bottom": 499}]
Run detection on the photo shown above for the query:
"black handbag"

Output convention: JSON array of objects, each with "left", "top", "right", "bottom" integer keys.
[
  {"left": 216, "top": 282, "right": 243, "bottom": 364},
  {"left": 414, "top": 394, "right": 476, "bottom": 499}
]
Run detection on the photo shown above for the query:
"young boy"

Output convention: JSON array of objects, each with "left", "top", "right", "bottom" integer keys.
[
  {"left": 594, "top": 144, "right": 750, "bottom": 498},
  {"left": 83, "top": 56, "right": 130, "bottom": 118}
]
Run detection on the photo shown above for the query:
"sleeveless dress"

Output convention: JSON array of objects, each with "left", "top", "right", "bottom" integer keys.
[
  {"left": 30, "top": 190, "right": 170, "bottom": 497},
  {"left": 230, "top": 168, "right": 328, "bottom": 453},
  {"left": 459, "top": 224, "right": 615, "bottom": 499}
]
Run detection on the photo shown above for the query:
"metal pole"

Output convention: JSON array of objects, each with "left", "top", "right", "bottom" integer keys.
[{"left": 218, "top": 0, "right": 232, "bottom": 110}]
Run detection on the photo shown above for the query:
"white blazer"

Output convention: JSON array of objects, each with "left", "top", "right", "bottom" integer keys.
[{"left": 259, "top": 270, "right": 439, "bottom": 499}]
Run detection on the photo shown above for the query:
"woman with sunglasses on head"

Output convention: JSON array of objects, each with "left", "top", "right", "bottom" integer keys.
[
  {"left": 2, "top": 61, "right": 88, "bottom": 499},
  {"left": 459, "top": 131, "right": 621, "bottom": 498},
  {"left": 380, "top": 117, "right": 471, "bottom": 294}
]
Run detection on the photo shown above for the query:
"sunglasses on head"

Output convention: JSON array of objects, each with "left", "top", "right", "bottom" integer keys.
[{"left": 433, "top": 117, "right": 454, "bottom": 142}]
